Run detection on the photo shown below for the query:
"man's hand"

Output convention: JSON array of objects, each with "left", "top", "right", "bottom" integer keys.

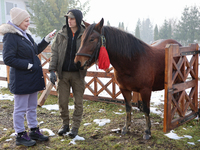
[{"left": 50, "top": 71, "right": 57, "bottom": 85}]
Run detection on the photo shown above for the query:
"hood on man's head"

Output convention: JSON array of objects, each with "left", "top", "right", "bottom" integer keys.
[{"left": 65, "top": 9, "right": 83, "bottom": 28}]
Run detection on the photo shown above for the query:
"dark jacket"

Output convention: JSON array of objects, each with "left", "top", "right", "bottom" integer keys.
[
  {"left": 0, "top": 24, "right": 49, "bottom": 94},
  {"left": 49, "top": 9, "right": 87, "bottom": 79}
]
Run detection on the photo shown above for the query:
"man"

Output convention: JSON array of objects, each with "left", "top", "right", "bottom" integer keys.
[{"left": 49, "top": 9, "right": 87, "bottom": 138}]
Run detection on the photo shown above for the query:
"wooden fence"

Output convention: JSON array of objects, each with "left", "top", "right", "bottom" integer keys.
[
  {"left": 0, "top": 42, "right": 199, "bottom": 132},
  {"left": 164, "top": 43, "right": 200, "bottom": 132},
  {"left": 0, "top": 42, "right": 141, "bottom": 106}
]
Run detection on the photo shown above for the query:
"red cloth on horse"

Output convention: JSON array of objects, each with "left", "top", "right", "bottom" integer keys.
[{"left": 98, "top": 46, "right": 110, "bottom": 70}]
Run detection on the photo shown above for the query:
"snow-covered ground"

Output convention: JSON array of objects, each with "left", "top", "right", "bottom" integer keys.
[
  {"left": 0, "top": 54, "right": 200, "bottom": 144},
  {"left": 1, "top": 96, "right": 200, "bottom": 145}
]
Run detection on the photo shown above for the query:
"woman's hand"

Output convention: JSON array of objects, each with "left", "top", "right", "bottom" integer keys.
[{"left": 45, "top": 29, "right": 57, "bottom": 43}]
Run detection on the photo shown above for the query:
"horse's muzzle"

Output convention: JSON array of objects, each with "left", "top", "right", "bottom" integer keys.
[{"left": 75, "top": 61, "right": 85, "bottom": 70}]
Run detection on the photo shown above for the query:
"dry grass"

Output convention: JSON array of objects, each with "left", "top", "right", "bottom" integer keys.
[{"left": 0, "top": 87, "right": 200, "bottom": 150}]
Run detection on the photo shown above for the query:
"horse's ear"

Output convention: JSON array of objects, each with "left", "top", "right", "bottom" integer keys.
[
  {"left": 95, "top": 18, "right": 104, "bottom": 33},
  {"left": 99, "top": 18, "right": 104, "bottom": 28},
  {"left": 83, "top": 20, "right": 90, "bottom": 28}
]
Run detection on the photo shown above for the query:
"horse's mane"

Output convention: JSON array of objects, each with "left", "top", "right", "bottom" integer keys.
[
  {"left": 83, "top": 24, "right": 152, "bottom": 59},
  {"left": 104, "top": 26, "right": 152, "bottom": 59}
]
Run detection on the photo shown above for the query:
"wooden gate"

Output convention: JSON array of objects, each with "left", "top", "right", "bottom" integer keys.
[{"left": 164, "top": 43, "right": 199, "bottom": 133}]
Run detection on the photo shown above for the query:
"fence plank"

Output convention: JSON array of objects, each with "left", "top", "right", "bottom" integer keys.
[{"left": 38, "top": 82, "right": 54, "bottom": 106}]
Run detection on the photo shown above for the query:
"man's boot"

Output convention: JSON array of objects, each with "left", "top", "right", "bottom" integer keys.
[
  {"left": 58, "top": 125, "right": 70, "bottom": 136},
  {"left": 68, "top": 127, "right": 78, "bottom": 138}
]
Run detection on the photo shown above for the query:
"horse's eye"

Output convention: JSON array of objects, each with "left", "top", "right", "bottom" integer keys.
[{"left": 90, "top": 38, "right": 94, "bottom": 42}]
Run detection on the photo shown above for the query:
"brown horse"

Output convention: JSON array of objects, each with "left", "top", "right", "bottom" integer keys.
[{"left": 74, "top": 18, "right": 181, "bottom": 140}]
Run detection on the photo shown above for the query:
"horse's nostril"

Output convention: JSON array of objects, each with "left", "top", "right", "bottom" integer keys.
[{"left": 75, "top": 61, "right": 81, "bottom": 69}]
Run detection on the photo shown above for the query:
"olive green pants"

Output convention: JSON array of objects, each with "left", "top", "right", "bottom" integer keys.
[{"left": 57, "top": 71, "right": 85, "bottom": 128}]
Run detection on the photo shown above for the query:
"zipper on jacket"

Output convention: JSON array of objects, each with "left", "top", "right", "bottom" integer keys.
[
  {"left": 22, "top": 36, "right": 33, "bottom": 46},
  {"left": 68, "top": 36, "right": 74, "bottom": 71},
  {"left": 22, "top": 36, "right": 36, "bottom": 64}
]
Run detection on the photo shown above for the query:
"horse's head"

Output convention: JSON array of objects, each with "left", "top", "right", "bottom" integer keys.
[{"left": 74, "top": 18, "right": 104, "bottom": 70}]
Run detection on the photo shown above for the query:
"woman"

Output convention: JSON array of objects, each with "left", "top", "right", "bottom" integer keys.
[{"left": 0, "top": 7, "right": 55, "bottom": 146}]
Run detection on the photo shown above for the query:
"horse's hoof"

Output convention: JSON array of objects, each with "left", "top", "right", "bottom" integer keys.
[
  {"left": 143, "top": 134, "right": 151, "bottom": 140},
  {"left": 121, "top": 127, "right": 127, "bottom": 135}
]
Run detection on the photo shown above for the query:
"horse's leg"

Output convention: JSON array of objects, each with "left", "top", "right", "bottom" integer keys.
[
  {"left": 120, "top": 89, "right": 132, "bottom": 135},
  {"left": 140, "top": 88, "right": 152, "bottom": 140}
]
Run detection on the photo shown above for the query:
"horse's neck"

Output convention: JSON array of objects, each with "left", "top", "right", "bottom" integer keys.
[{"left": 108, "top": 49, "right": 138, "bottom": 72}]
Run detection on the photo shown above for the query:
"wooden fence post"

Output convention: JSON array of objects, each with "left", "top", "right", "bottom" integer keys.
[
  {"left": 38, "top": 82, "right": 54, "bottom": 106},
  {"left": 6, "top": 66, "right": 10, "bottom": 87}
]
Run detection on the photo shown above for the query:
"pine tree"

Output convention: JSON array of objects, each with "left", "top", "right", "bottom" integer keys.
[
  {"left": 118, "top": 22, "right": 124, "bottom": 30},
  {"left": 174, "top": 6, "right": 200, "bottom": 45},
  {"left": 107, "top": 21, "right": 110, "bottom": 26},
  {"left": 168, "top": 24, "right": 172, "bottom": 38},
  {"left": 140, "top": 18, "right": 153, "bottom": 44},
  {"left": 187, "top": 6, "right": 200, "bottom": 43},
  {"left": 121, "top": 22, "right": 124, "bottom": 30},
  {"left": 159, "top": 19, "right": 170, "bottom": 39},
  {"left": 136, "top": 19, "right": 141, "bottom": 29},
  {"left": 27, "top": 0, "right": 89, "bottom": 38},
  {"left": 154, "top": 25, "right": 159, "bottom": 41},
  {"left": 135, "top": 25, "right": 140, "bottom": 39}
]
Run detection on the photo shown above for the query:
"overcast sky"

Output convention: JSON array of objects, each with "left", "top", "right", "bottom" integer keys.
[{"left": 82, "top": 0, "right": 200, "bottom": 32}]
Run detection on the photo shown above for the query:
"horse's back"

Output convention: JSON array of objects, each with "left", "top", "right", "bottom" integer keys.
[
  {"left": 151, "top": 39, "right": 181, "bottom": 49},
  {"left": 148, "top": 39, "right": 181, "bottom": 91}
]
